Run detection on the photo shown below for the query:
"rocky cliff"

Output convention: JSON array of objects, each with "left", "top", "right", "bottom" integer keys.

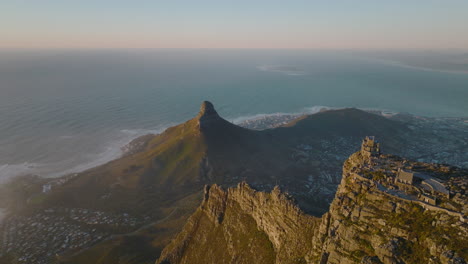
[
  {"left": 309, "top": 151, "right": 467, "bottom": 264},
  {"left": 157, "top": 183, "right": 319, "bottom": 264},
  {"left": 157, "top": 143, "right": 467, "bottom": 264}
]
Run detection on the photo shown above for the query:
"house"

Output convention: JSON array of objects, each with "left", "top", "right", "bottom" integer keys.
[
  {"left": 395, "top": 168, "right": 414, "bottom": 185},
  {"left": 419, "top": 193, "right": 437, "bottom": 205},
  {"left": 421, "top": 178, "right": 450, "bottom": 198}
]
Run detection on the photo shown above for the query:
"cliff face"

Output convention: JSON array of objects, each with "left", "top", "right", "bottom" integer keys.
[
  {"left": 157, "top": 183, "right": 319, "bottom": 264},
  {"left": 156, "top": 148, "right": 467, "bottom": 264},
  {"left": 309, "top": 152, "right": 467, "bottom": 264}
]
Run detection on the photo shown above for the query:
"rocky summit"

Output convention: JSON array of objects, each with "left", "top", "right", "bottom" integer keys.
[
  {"left": 197, "top": 101, "right": 221, "bottom": 129},
  {"left": 157, "top": 138, "right": 467, "bottom": 264}
]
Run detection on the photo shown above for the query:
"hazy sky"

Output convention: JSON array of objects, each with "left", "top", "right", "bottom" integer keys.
[{"left": 2, "top": 0, "right": 468, "bottom": 49}]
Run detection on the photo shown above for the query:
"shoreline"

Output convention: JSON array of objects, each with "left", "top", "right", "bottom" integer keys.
[{"left": 1, "top": 107, "right": 467, "bottom": 183}]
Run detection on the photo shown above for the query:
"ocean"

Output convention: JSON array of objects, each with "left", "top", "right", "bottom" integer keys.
[{"left": 1, "top": 49, "right": 467, "bottom": 181}]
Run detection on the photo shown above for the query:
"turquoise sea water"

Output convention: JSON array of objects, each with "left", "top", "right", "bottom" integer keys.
[{"left": 1, "top": 49, "right": 467, "bottom": 180}]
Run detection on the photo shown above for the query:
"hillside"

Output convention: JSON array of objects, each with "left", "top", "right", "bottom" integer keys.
[
  {"left": 42, "top": 101, "right": 292, "bottom": 212},
  {"left": 39, "top": 102, "right": 409, "bottom": 217},
  {"left": 157, "top": 139, "right": 467, "bottom": 264},
  {"left": 0, "top": 102, "right": 415, "bottom": 264}
]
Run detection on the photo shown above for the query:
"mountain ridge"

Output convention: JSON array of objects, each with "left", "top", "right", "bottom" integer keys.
[
  {"left": 156, "top": 140, "right": 468, "bottom": 264},
  {"left": 157, "top": 182, "right": 319, "bottom": 264},
  {"left": 1, "top": 101, "right": 420, "bottom": 264}
]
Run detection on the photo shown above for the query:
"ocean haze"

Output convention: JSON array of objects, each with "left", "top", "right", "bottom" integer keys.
[{"left": 1, "top": 49, "right": 467, "bottom": 181}]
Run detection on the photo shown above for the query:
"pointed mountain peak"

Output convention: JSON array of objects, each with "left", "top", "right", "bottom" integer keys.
[
  {"left": 196, "top": 101, "right": 224, "bottom": 130},
  {"left": 198, "top": 101, "right": 219, "bottom": 117}
]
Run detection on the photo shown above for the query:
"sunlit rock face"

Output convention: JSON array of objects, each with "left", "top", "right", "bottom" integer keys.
[{"left": 157, "top": 182, "right": 319, "bottom": 264}]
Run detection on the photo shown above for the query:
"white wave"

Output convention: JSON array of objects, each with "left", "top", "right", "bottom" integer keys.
[
  {"left": 365, "top": 57, "right": 468, "bottom": 75},
  {"left": 300, "top": 105, "right": 337, "bottom": 114},
  {"left": 232, "top": 112, "right": 298, "bottom": 124},
  {"left": 0, "top": 162, "right": 43, "bottom": 183},
  {"left": 120, "top": 126, "right": 169, "bottom": 136},
  {"left": 232, "top": 105, "right": 338, "bottom": 125},
  {"left": 46, "top": 128, "right": 166, "bottom": 178},
  {"left": 0, "top": 124, "right": 179, "bottom": 181},
  {"left": 257, "top": 65, "right": 307, "bottom": 76}
]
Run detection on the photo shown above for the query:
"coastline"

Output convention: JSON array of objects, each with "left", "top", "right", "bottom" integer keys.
[
  {"left": 0, "top": 107, "right": 331, "bottom": 182},
  {"left": 1, "top": 107, "right": 467, "bottom": 183}
]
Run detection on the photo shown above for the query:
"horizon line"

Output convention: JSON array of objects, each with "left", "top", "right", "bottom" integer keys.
[{"left": 1, "top": 47, "right": 468, "bottom": 52}]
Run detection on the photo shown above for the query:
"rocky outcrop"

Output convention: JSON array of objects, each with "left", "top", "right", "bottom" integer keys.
[
  {"left": 156, "top": 148, "right": 467, "bottom": 264},
  {"left": 157, "top": 183, "right": 319, "bottom": 264},
  {"left": 196, "top": 101, "right": 223, "bottom": 130},
  {"left": 309, "top": 151, "right": 467, "bottom": 264}
]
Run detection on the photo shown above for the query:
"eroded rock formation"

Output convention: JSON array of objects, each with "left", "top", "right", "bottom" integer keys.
[{"left": 157, "top": 146, "right": 467, "bottom": 264}]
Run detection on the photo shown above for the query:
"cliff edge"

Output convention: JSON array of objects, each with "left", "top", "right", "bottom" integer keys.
[
  {"left": 157, "top": 183, "right": 319, "bottom": 264},
  {"left": 157, "top": 138, "right": 467, "bottom": 264}
]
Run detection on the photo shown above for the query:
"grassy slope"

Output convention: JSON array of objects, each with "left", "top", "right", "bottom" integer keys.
[
  {"left": 43, "top": 117, "right": 207, "bottom": 213},
  {"left": 158, "top": 201, "right": 277, "bottom": 264}
]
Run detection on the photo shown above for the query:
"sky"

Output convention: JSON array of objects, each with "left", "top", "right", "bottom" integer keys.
[{"left": 1, "top": 0, "right": 468, "bottom": 50}]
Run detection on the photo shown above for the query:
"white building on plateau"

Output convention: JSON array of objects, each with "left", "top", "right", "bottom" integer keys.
[
  {"left": 42, "top": 184, "right": 52, "bottom": 193},
  {"left": 395, "top": 169, "right": 414, "bottom": 185}
]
